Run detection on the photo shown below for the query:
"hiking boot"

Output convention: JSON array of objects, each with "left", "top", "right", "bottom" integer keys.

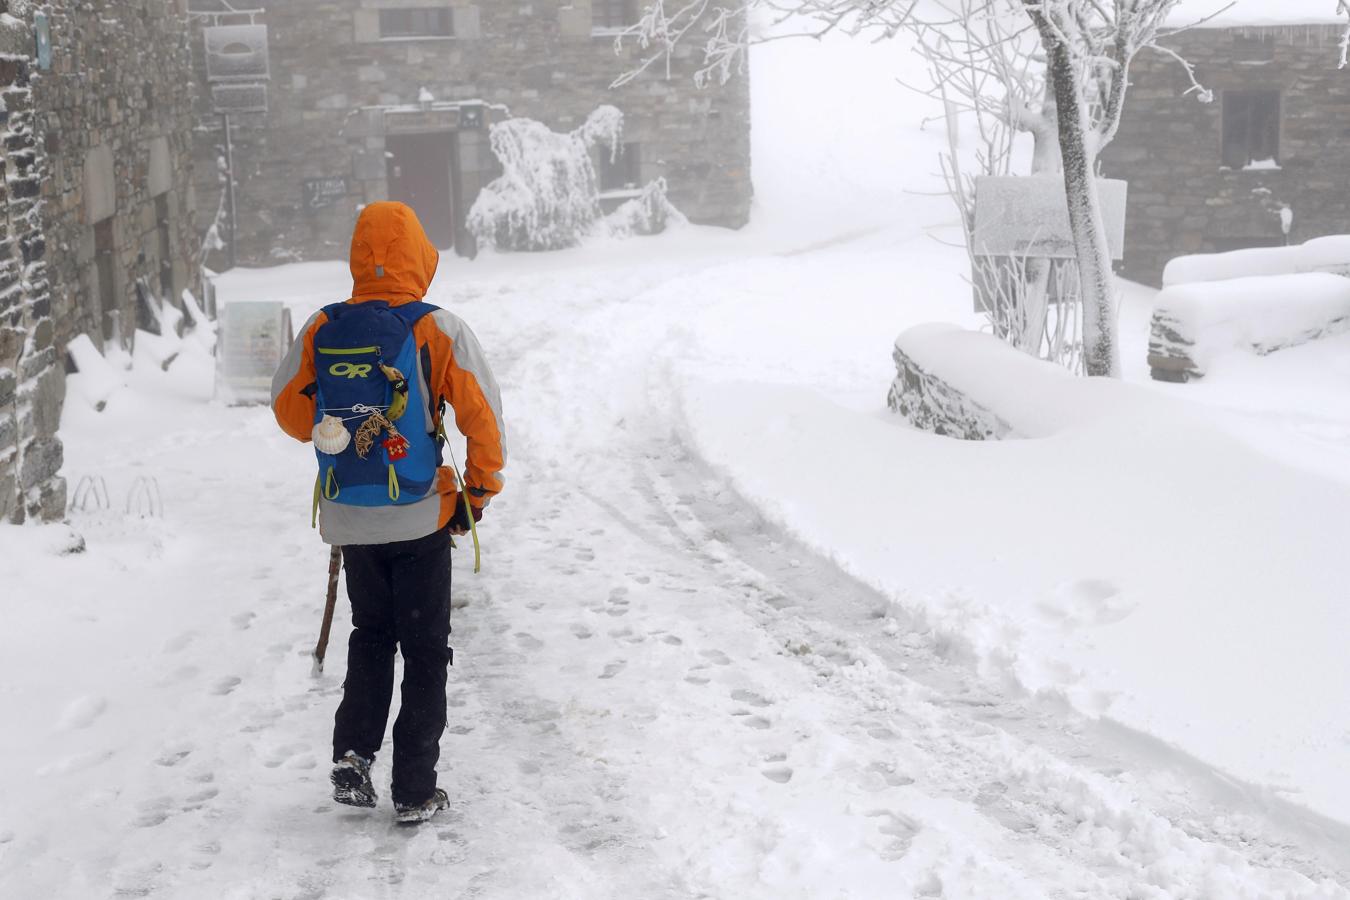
[
  {"left": 394, "top": 788, "right": 449, "bottom": 825},
  {"left": 331, "top": 751, "right": 377, "bottom": 808}
]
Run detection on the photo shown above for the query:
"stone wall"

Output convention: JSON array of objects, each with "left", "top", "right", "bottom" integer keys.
[
  {"left": 35, "top": 0, "right": 200, "bottom": 353},
  {"left": 1100, "top": 25, "right": 1350, "bottom": 287},
  {"left": 187, "top": 0, "right": 752, "bottom": 266},
  {"left": 0, "top": 14, "right": 63, "bottom": 522},
  {"left": 887, "top": 338, "right": 1013, "bottom": 441}
]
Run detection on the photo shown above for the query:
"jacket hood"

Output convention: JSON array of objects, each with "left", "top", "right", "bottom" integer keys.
[{"left": 348, "top": 201, "right": 440, "bottom": 304}]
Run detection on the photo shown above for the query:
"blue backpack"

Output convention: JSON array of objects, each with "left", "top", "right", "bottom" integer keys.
[{"left": 310, "top": 301, "right": 440, "bottom": 509}]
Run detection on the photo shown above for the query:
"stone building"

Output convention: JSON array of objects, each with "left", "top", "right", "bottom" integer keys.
[
  {"left": 1, "top": 0, "right": 200, "bottom": 523},
  {"left": 1100, "top": 9, "right": 1350, "bottom": 286},
  {"left": 37, "top": 0, "right": 201, "bottom": 353},
  {"left": 186, "top": 0, "right": 752, "bottom": 264}
]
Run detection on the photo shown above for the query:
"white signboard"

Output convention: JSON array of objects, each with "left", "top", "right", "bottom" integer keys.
[
  {"left": 972, "top": 175, "right": 1128, "bottom": 260},
  {"left": 216, "top": 301, "right": 293, "bottom": 406}
]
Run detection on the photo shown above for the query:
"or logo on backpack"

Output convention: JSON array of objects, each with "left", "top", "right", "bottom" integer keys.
[
  {"left": 329, "top": 362, "right": 373, "bottom": 379},
  {"left": 311, "top": 301, "right": 440, "bottom": 508}
]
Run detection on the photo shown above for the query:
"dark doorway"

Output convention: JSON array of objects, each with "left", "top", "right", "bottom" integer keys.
[
  {"left": 155, "top": 193, "right": 174, "bottom": 301},
  {"left": 386, "top": 132, "right": 457, "bottom": 249},
  {"left": 94, "top": 218, "right": 118, "bottom": 344}
]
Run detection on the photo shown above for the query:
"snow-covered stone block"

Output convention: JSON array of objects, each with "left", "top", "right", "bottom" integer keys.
[
  {"left": 1149, "top": 272, "right": 1350, "bottom": 381},
  {"left": 887, "top": 332, "right": 1012, "bottom": 440},
  {"left": 888, "top": 324, "right": 1158, "bottom": 439}
]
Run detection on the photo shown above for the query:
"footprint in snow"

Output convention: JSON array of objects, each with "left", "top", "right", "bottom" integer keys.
[
  {"left": 736, "top": 714, "right": 771, "bottom": 730},
  {"left": 514, "top": 632, "right": 545, "bottom": 651},
  {"left": 761, "top": 766, "right": 793, "bottom": 784},
  {"left": 700, "top": 649, "right": 732, "bottom": 666},
  {"left": 211, "top": 676, "right": 242, "bottom": 696},
  {"left": 684, "top": 673, "right": 711, "bottom": 686},
  {"left": 232, "top": 611, "right": 256, "bottom": 631},
  {"left": 570, "top": 624, "right": 594, "bottom": 640},
  {"left": 730, "top": 688, "right": 771, "bottom": 708},
  {"left": 599, "top": 660, "right": 627, "bottom": 680},
  {"left": 263, "top": 743, "right": 312, "bottom": 769},
  {"left": 58, "top": 695, "right": 107, "bottom": 730},
  {"left": 866, "top": 809, "right": 921, "bottom": 860},
  {"left": 184, "top": 787, "right": 219, "bottom": 811},
  {"left": 164, "top": 630, "right": 198, "bottom": 653},
  {"left": 155, "top": 743, "right": 194, "bottom": 767},
  {"left": 133, "top": 798, "right": 174, "bottom": 828},
  {"left": 860, "top": 760, "right": 915, "bottom": 792},
  {"left": 659, "top": 634, "right": 683, "bottom": 646},
  {"left": 575, "top": 549, "right": 596, "bottom": 562}
]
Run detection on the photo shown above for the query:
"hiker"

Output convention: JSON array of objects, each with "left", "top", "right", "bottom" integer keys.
[{"left": 270, "top": 201, "right": 506, "bottom": 824}]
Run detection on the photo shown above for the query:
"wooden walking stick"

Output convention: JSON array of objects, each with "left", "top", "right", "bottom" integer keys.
[{"left": 312, "top": 545, "right": 342, "bottom": 675}]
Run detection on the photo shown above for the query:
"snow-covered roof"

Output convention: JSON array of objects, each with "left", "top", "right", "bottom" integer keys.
[{"left": 1168, "top": 0, "right": 1348, "bottom": 29}]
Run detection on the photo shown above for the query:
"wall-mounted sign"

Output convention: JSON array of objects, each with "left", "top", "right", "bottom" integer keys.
[
  {"left": 972, "top": 175, "right": 1128, "bottom": 260},
  {"left": 211, "top": 83, "right": 268, "bottom": 115},
  {"left": 303, "top": 177, "right": 350, "bottom": 212},
  {"left": 459, "top": 104, "right": 484, "bottom": 129},
  {"left": 34, "top": 12, "right": 52, "bottom": 71},
  {"left": 204, "top": 25, "right": 270, "bottom": 82}
]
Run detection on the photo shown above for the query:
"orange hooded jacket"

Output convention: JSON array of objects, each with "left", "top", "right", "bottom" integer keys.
[{"left": 271, "top": 202, "right": 506, "bottom": 545}]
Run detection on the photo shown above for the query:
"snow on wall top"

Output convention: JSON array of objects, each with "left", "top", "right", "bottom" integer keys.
[
  {"left": 1168, "top": 0, "right": 1348, "bottom": 28},
  {"left": 1163, "top": 235, "right": 1350, "bottom": 286}
]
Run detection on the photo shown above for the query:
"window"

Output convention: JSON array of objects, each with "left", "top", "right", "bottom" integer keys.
[
  {"left": 378, "top": 7, "right": 454, "bottom": 39},
  {"left": 593, "top": 0, "right": 638, "bottom": 31},
  {"left": 1222, "top": 90, "right": 1280, "bottom": 169},
  {"left": 596, "top": 143, "right": 641, "bottom": 192},
  {"left": 1233, "top": 33, "right": 1275, "bottom": 64}
]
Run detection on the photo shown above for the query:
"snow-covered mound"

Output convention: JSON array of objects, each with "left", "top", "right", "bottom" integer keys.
[{"left": 1150, "top": 272, "right": 1350, "bottom": 379}]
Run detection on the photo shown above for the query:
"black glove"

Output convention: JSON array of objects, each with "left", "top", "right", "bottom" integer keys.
[{"left": 450, "top": 495, "right": 483, "bottom": 534}]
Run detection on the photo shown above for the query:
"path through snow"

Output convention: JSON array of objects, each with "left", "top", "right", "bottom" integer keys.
[{"left": 2, "top": 241, "right": 1348, "bottom": 898}]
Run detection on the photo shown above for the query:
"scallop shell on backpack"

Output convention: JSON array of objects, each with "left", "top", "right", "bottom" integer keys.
[{"left": 313, "top": 415, "right": 352, "bottom": 454}]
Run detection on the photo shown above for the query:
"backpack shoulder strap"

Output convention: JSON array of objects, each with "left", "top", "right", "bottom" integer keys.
[
  {"left": 320, "top": 301, "right": 350, "bottom": 322},
  {"left": 390, "top": 301, "right": 439, "bottom": 327}
]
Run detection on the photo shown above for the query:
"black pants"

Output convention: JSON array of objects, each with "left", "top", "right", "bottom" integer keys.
[{"left": 332, "top": 525, "right": 452, "bottom": 806}]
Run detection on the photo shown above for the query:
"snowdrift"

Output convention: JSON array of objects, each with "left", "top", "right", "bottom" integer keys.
[{"left": 679, "top": 326, "right": 1350, "bottom": 823}]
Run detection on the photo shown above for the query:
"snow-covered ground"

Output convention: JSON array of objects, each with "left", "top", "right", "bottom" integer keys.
[{"left": 4, "top": 27, "right": 1350, "bottom": 900}]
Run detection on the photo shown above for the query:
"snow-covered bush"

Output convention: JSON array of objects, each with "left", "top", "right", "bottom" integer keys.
[
  {"left": 468, "top": 106, "right": 615, "bottom": 252},
  {"left": 1149, "top": 272, "right": 1350, "bottom": 381},
  {"left": 604, "top": 177, "right": 687, "bottom": 238},
  {"left": 469, "top": 105, "right": 684, "bottom": 251}
]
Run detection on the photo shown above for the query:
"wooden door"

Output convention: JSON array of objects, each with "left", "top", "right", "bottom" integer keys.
[{"left": 385, "top": 132, "right": 457, "bottom": 249}]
